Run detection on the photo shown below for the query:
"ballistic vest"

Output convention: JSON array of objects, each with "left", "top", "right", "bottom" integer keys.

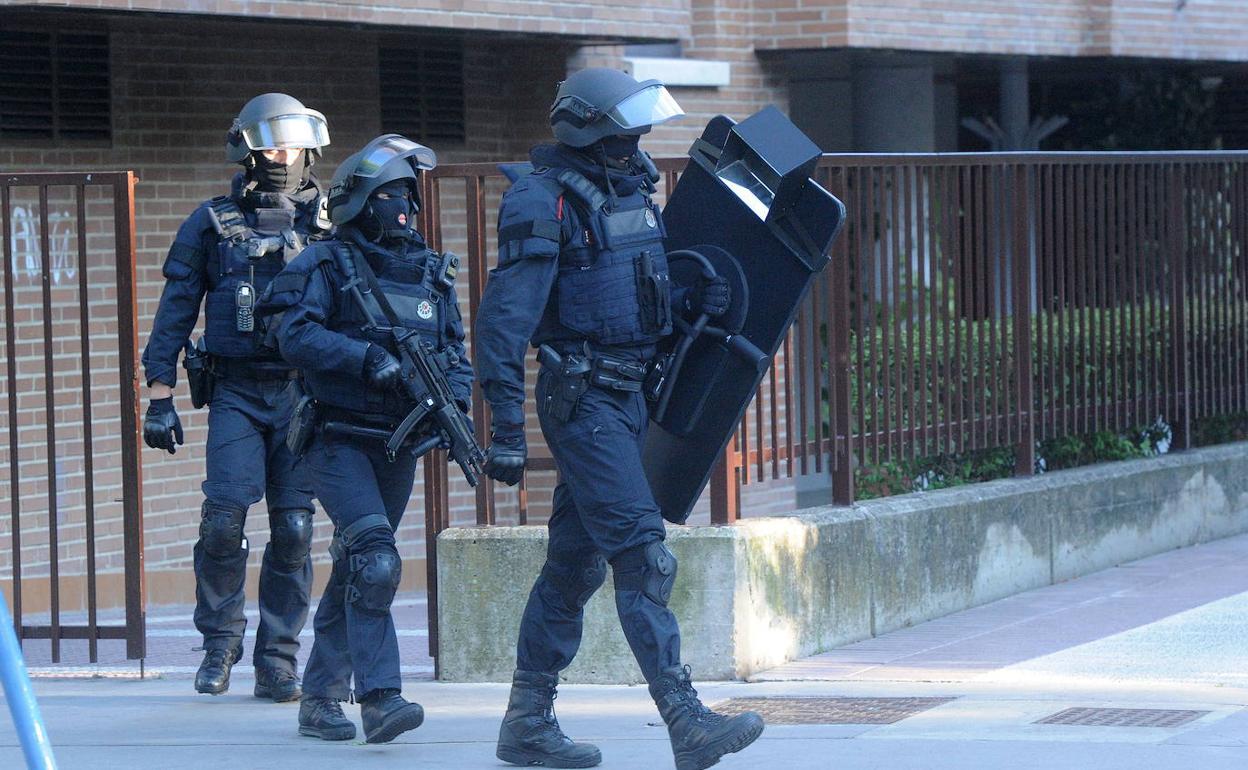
[
  {"left": 534, "top": 167, "right": 672, "bottom": 348},
  {"left": 203, "top": 197, "right": 318, "bottom": 358},
  {"left": 303, "top": 239, "right": 455, "bottom": 417}
]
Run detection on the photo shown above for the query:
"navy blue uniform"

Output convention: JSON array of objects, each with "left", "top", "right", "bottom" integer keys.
[
  {"left": 475, "top": 144, "right": 685, "bottom": 682},
  {"left": 267, "top": 227, "right": 472, "bottom": 700},
  {"left": 141, "top": 175, "right": 321, "bottom": 674}
]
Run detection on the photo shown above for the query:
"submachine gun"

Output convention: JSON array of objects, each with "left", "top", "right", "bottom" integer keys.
[{"left": 329, "top": 245, "right": 486, "bottom": 486}]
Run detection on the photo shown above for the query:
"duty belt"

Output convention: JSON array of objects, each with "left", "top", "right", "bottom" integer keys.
[{"left": 540, "top": 343, "right": 648, "bottom": 393}]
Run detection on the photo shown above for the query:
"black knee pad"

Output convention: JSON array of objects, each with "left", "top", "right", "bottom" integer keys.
[
  {"left": 346, "top": 545, "right": 402, "bottom": 614},
  {"left": 541, "top": 553, "right": 607, "bottom": 610},
  {"left": 268, "top": 509, "right": 313, "bottom": 571},
  {"left": 611, "top": 541, "right": 677, "bottom": 606},
  {"left": 199, "top": 502, "right": 246, "bottom": 558}
]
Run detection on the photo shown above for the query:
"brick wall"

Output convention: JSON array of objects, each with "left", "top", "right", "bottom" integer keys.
[
  {"left": 754, "top": 1, "right": 1248, "bottom": 62},
  {"left": 0, "top": 8, "right": 799, "bottom": 611},
  {"left": 0, "top": 0, "right": 692, "bottom": 42},
  {"left": 0, "top": 11, "right": 577, "bottom": 607}
]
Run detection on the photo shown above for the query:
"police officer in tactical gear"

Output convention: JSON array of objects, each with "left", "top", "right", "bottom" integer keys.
[
  {"left": 141, "top": 93, "right": 330, "bottom": 701},
  {"left": 475, "top": 68, "right": 763, "bottom": 770},
  {"left": 263, "top": 134, "right": 473, "bottom": 744}
]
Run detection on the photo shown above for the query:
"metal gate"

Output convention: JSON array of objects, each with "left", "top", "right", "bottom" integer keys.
[{"left": 1, "top": 171, "right": 145, "bottom": 662}]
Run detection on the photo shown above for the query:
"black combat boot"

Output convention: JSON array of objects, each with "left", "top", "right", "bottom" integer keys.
[
  {"left": 298, "top": 697, "right": 357, "bottom": 741},
  {"left": 360, "top": 688, "right": 424, "bottom": 744},
  {"left": 496, "top": 669, "right": 602, "bottom": 768},
  {"left": 648, "top": 665, "right": 764, "bottom": 770},
  {"left": 255, "top": 666, "right": 303, "bottom": 702},
  {"left": 194, "top": 648, "right": 240, "bottom": 695}
]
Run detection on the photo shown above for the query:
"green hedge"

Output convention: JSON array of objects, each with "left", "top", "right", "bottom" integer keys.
[
  {"left": 823, "top": 297, "right": 1248, "bottom": 500},
  {"left": 827, "top": 297, "right": 1246, "bottom": 456}
]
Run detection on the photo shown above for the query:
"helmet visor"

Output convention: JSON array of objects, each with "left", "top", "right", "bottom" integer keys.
[
  {"left": 355, "top": 135, "right": 438, "bottom": 176},
  {"left": 606, "top": 85, "right": 684, "bottom": 130},
  {"left": 241, "top": 113, "right": 330, "bottom": 151}
]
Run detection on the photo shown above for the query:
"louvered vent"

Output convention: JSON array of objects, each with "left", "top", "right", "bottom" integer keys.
[
  {"left": 379, "top": 38, "right": 466, "bottom": 144},
  {"left": 0, "top": 29, "right": 111, "bottom": 141}
]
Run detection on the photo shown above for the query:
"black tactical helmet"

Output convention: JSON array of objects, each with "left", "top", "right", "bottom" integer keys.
[
  {"left": 549, "top": 68, "right": 685, "bottom": 148},
  {"left": 225, "top": 93, "right": 330, "bottom": 164},
  {"left": 326, "top": 134, "right": 437, "bottom": 225}
]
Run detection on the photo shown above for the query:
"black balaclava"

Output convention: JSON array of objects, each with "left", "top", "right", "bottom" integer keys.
[
  {"left": 251, "top": 151, "right": 305, "bottom": 194},
  {"left": 598, "top": 134, "right": 641, "bottom": 166},
  {"left": 357, "top": 179, "right": 419, "bottom": 244}
]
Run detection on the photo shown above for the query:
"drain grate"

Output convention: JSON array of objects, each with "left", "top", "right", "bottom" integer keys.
[
  {"left": 1036, "top": 707, "right": 1209, "bottom": 728},
  {"left": 711, "top": 696, "right": 956, "bottom": 725}
]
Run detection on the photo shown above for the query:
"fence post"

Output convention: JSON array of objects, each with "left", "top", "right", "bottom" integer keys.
[
  {"left": 709, "top": 444, "right": 740, "bottom": 524},
  {"left": 113, "top": 171, "right": 146, "bottom": 661},
  {"left": 830, "top": 169, "right": 855, "bottom": 504},
  {"left": 1167, "top": 164, "right": 1192, "bottom": 450},
  {"left": 1013, "top": 164, "right": 1036, "bottom": 476}
]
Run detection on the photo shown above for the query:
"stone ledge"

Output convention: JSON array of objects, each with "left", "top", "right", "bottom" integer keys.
[{"left": 436, "top": 442, "right": 1248, "bottom": 683}]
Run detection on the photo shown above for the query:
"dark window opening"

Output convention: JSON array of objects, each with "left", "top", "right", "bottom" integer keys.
[
  {"left": 379, "top": 38, "right": 466, "bottom": 145},
  {"left": 0, "top": 29, "right": 111, "bottom": 142}
]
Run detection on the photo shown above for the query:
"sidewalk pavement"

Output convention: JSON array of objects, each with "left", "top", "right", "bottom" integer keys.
[{"left": 4, "top": 533, "right": 1248, "bottom": 769}]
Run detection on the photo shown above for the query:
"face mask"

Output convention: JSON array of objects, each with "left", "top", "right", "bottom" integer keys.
[
  {"left": 252, "top": 152, "right": 303, "bottom": 194},
  {"left": 360, "top": 181, "right": 417, "bottom": 242},
  {"left": 599, "top": 134, "right": 641, "bottom": 163}
]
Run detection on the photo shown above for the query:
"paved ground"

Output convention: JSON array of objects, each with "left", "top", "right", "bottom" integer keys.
[{"left": 4, "top": 533, "right": 1248, "bottom": 769}]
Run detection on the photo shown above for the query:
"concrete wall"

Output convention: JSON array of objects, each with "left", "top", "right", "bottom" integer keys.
[{"left": 437, "top": 442, "right": 1248, "bottom": 683}]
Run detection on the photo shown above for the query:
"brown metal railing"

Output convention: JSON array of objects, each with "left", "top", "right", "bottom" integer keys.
[
  {"left": 1, "top": 171, "right": 145, "bottom": 661},
  {"left": 416, "top": 151, "right": 1248, "bottom": 658}
]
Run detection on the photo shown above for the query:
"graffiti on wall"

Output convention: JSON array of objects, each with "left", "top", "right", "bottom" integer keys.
[{"left": 8, "top": 207, "right": 77, "bottom": 285}]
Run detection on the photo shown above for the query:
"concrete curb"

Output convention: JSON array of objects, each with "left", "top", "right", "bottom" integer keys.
[{"left": 437, "top": 442, "right": 1248, "bottom": 683}]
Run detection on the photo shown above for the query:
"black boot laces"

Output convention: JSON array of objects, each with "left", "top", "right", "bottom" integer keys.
[
  {"left": 533, "top": 687, "right": 570, "bottom": 743},
  {"left": 203, "top": 649, "right": 232, "bottom": 668},
  {"left": 316, "top": 699, "right": 347, "bottom": 721},
  {"left": 672, "top": 665, "right": 721, "bottom": 727}
]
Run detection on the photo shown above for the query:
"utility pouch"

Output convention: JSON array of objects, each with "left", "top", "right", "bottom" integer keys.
[
  {"left": 183, "top": 337, "right": 214, "bottom": 409},
  {"left": 636, "top": 251, "right": 671, "bottom": 334},
  {"left": 589, "top": 355, "right": 646, "bottom": 393},
  {"left": 286, "top": 392, "right": 318, "bottom": 457},
  {"left": 642, "top": 351, "right": 674, "bottom": 403},
  {"left": 537, "top": 344, "right": 591, "bottom": 423}
]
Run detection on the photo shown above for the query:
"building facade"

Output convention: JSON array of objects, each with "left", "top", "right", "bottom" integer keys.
[{"left": 2, "top": 0, "right": 1246, "bottom": 609}]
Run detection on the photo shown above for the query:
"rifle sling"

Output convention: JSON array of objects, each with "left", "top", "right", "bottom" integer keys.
[{"left": 347, "top": 246, "right": 406, "bottom": 330}]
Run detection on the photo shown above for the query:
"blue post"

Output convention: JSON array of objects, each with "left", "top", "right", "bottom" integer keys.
[{"left": 0, "top": 589, "right": 56, "bottom": 769}]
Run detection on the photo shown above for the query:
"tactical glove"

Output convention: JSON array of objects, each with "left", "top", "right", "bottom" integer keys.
[
  {"left": 687, "top": 275, "right": 731, "bottom": 318},
  {"left": 143, "top": 397, "right": 184, "bottom": 455},
  {"left": 484, "top": 427, "right": 527, "bottom": 486},
  {"left": 363, "top": 344, "right": 403, "bottom": 391}
]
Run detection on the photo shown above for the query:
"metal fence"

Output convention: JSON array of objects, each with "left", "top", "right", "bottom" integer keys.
[
  {"left": 1, "top": 171, "right": 145, "bottom": 661},
  {"left": 806, "top": 153, "right": 1245, "bottom": 504}
]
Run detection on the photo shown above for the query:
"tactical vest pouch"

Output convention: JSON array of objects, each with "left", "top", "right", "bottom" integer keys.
[
  {"left": 537, "top": 344, "right": 591, "bottom": 423},
  {"left": 589, "top": 354, "right": 646, "bottom": 393},
  {"left": 642, "top": 351, "right": 674, "bottom": 403},
  {"left": 183, "top": 337, "right": 214, "bottom": 409},
  {"left": 636, "top": 250, "right": 671, "bottom": 334},
  {"left": 286, "top": 392, "right": 318, "bottom": 457}
]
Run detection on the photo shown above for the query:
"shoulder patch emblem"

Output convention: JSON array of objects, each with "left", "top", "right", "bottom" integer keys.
[{"left": 417, "top": 300, "right": 434, "bottom": 320}]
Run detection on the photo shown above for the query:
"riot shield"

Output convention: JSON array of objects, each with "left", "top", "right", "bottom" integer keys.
[{"left": 644, "top": 106, "right": 846, "bottom": 524}]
